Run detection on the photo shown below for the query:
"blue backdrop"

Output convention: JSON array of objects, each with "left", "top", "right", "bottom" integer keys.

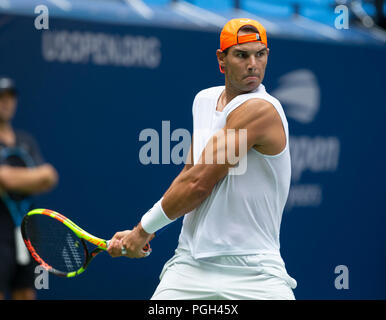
[{"left": 0, "top": 12, "right": 385, "bottom": 299}]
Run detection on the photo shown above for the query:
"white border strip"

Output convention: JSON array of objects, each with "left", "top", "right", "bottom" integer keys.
[
  {"left": 367, "top": 25, "right": 386, "bottom": 42},
  {"left": 172, "top": 0, "right": 227, "bottom": 28},
  {"left": 293, "top": 15, "right": 344, "bottom": 40},
  {"left": 232, "top": 9, "right": 281, "bottom": 34},
  {"left": 47, "top": 0, "right": 72, "bottom": 12},
  {"left": 0, "top": 0, "right": 10, "bottom": 9},
  {"left": 123, "top": 0, "right": 153, "bottom": 20}
]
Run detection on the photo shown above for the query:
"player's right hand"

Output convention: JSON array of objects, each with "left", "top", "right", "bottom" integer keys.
[{"left": 107, "top": 230, "right": 132, "bottom": 257}]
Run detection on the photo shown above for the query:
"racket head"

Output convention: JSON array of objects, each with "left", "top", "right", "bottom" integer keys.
[{"left": 21, "top": 209, "right": 107, "bottom": 277}]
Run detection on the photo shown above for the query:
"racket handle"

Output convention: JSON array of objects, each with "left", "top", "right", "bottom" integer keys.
[{"left": 105, "top": 240, "right": 151, "bottom": 256}]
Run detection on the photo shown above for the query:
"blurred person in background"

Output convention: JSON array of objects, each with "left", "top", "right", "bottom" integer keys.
[{"left": 0, "top": 77, "right": 58, "bottom": 300}]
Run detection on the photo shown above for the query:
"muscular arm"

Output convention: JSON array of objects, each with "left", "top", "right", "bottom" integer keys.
[
  {"left": 108, "top": 99, "right": 286, "bottom": 258},
  {"left": 162, "top": 136, "right": 194, "bottom": 200},
  {"left": 161, "top": 98, "right": 286, "bottom": 220},
  {"left": 0, "top": 163, "right": 59, "bottom": 195}
]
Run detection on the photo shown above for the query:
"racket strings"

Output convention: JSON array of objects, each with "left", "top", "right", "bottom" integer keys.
[{"left": 25, "top": 215, "right": 86, "bottom": 273}]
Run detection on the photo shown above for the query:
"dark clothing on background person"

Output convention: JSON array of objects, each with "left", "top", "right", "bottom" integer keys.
[{"left": 0, "top": 130, "right": 44, "bottom": 293}]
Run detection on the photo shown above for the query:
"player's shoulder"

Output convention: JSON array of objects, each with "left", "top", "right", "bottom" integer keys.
[
  {"left": 192, "top": 86, "right": 224, "bottom": 115},
  {"left": 194, "top": 86, "right": 224, "bottom": 100},
  {"left": 231, "top": 98, "right": 274, "bottom": 121},
  {"left": 259, "top": 85, "right": 283, "bottom": 109},
  {"left": 234, "top": 87, "right": 287, "bottom": 129},
  {"left": 230, "top": 87, "right": 282, "bottom": 121},
  {"left": 243, "top": 85, "right": 285, "bottom": 116}
]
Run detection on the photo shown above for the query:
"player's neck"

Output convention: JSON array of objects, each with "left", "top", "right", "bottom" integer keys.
[{"left": 218, "top": 86, "right": 244, "bottom": 110}]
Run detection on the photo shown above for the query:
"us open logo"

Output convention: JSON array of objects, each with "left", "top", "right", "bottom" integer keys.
[{"left": 273, "top": 69, "right": 341, "bottom": 211}]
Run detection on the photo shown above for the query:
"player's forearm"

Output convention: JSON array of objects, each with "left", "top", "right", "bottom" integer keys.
[
  {"left": 137, "top": 163, "right": 215, "bottom": 235},
  {"left": 0, "top": 164, "right": 58, "bottom": 194},
  {"left": 161, "top": 165, "right": 213, "bottom": 220},
  {"left": 138, "top": 138, "right": 229, "bottom": 235}
]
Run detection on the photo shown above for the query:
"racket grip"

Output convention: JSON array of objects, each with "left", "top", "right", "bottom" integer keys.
[{"left": 142, "top": 242, "right": 152, "bottom": 257}]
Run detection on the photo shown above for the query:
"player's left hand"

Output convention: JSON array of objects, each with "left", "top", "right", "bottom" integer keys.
[
  {"left": 107, "top": 230, "right": 132, "bottom": 258},
  {"left": 108, "top": 224, "right": 154, "bottom": 258}
]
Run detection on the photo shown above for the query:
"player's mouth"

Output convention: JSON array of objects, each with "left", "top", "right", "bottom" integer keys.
[{"left": 244, "top": 75, "right": 259, "bottom": 81}]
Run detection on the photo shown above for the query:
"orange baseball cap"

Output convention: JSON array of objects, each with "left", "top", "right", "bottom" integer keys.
[{"left": 220, "top": 18, "right": 268, "bottom": 51}]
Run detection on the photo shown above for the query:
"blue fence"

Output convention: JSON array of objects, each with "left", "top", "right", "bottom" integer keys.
[{"left": 0, "top": 7, "right": 385, "bottom": 299}]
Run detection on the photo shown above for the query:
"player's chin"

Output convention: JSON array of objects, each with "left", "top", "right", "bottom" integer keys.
[{"left": 242, "top": 80, "right": 260, "bottom": 92}]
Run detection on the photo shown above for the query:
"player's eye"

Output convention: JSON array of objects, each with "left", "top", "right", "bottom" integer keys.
[{"left": 236, "top": 52, "right": 247, "bottom": 58}]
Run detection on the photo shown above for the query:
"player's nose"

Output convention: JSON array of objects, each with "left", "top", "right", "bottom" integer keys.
[{"left": 247, "top": 56, "right": 258, "bottom": 72}]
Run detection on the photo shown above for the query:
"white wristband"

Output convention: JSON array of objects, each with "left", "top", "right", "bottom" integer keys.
[{"left": 141, "top": 199, "right": 174, "bottom": 234}]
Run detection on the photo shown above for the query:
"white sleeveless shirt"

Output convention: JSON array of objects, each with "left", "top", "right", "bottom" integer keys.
[{"left": 176, "top": 84, "right": 292, "bottom": 261}]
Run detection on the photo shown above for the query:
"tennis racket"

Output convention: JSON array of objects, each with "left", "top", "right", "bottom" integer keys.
[{"left": 21, "top": 208, "right": 152, "bottom": 278}]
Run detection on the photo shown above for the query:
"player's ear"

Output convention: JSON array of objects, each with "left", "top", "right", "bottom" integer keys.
[{"left": 216, "top": 49, "right": 226, "bottom": 73}]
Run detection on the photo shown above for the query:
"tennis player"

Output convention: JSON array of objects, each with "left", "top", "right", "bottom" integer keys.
[
  {"left": 108, "top": 18, "right": 297, "bottom": 300},
  {"left": 0, "top": 77, "right": 59, "bottom": 300}
]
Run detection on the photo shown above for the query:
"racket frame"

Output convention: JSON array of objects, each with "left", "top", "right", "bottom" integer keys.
[{"left": 22, "top": 208, "right": 110, "bottom": 278}]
